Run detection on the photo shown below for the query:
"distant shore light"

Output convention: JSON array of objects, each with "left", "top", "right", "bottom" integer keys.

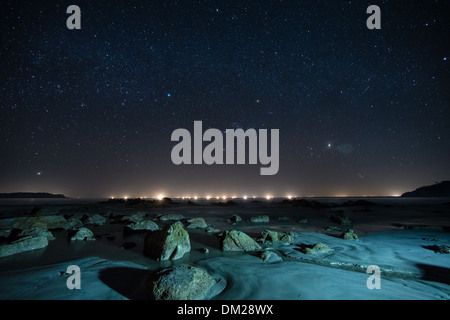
[{"left": 157, "top": 194, "right": 164, "bottom": 200}]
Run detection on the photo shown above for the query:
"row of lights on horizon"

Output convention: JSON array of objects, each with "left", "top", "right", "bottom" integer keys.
[
  {"left": 110, "top": 195, "right": 296, "bottom": 201},
  {"left": 109, "top": 193, "right": 403, "bottom": 199}
]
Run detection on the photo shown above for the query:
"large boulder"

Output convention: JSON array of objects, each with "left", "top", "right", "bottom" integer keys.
[
  {"left": 0, "top": 236, "right": 48, "bottom": 258},
  {"left": 144, "top": 221, "right": 191, "bottom": 261},
  {"left": 221, "top": 230, "right": 261, "bottom": 252},
  {"left": 150, "top": 265, "right": 216, "bottom": 300}
]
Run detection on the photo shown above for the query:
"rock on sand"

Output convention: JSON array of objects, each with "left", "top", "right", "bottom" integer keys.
[
  {"left": 221, "top": 230, "right": 261, "bottom": 252},
  {"left": 150, "top": 265, "right": 216, "bottom": 300},
  {"left": 143, "top": 221, "right": 190, "bottom": 260}
]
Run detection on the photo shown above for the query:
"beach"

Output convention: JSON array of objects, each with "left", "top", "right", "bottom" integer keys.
[{"left": 0, "top": 197, "right": 449, "bottom": 300}]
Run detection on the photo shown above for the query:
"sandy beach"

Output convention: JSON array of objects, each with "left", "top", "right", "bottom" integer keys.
[{"left": 0, "top": 197, "right": 449, "bottom": 300}]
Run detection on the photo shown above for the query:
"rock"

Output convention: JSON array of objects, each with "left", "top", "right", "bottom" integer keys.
[
  {"left": 121, "top": 211, "right": 148, "bottom": 223},
  {"left": 226, "top": 215, "right": 242, "bottom": 223},
  {"left": 258, "top": 230, "right": 293, "bottom": 244},
  {"left": 186, "top": 217, "right": 208, "bottom": 229},
  {"left": 201, "top": 248, "right": 209, "bottom": 254},
  {"left": 150, "top": 265, "right": 216, "bottom": 300},
  {"left": 250, "top": 215, "right": 269, "bottom": 223},
  {"left": 70, "top": 227, "right": 96, "bottom": 241},
  {"left": 19, "top": 229, "right": 55, "bottom": 241},
  {"left": 0, "top": 215, "right": 68, "bottom": 231},
  {"left": 0, "top": 229, "right": 11, "bottom": 238},
  {"left": 205, "top": 226, "right": 221, "bottom": 234},
  {"left": 304, "top": 243, "right": 332, "bottom": 254},
  {"left": 66, "top": 218, "right": 83, "bottom": 230},
  {"left": 0, "top": 236, "right": 48, "bottom": 258},
  {"left": 330, "top": 212, "right": 352, "bottom": 226},
  {"left": 221, "top": 230, "right": 261, "bottom": 252},
  {"left": 125, "top": 220, "right": 159, "bottom": 231},
  {"left": 259, "top": 250, "right": 282, "bottom": 263},
  {"left": 143, "top": 221, "right": 191, "bottom": 261},
  {"left": 424, "top": 245, "right": 450, "bottom": 254},
  {"left": 296, "top": 242, "right": 332, "bottom": 254},
  {"left": 158, "top": 213, "right": 185, "bottom": 221},
  {"left": 342, "top": 229, "right": 358, "bottom": 240},
  {"left": 325, "top": 226, "right": 342, "bottom": 232},
  {"left": 86, "top": 214, "right": 107, "bottom": 226}
]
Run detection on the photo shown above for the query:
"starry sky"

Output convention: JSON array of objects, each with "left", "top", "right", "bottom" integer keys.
[{"left": 1, "top": 0, "right": 449, "bottom": 198}]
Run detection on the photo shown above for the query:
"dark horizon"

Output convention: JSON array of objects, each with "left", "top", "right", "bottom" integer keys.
[{"left": 1, "top": 1, "right": 449, "bottom": 198}]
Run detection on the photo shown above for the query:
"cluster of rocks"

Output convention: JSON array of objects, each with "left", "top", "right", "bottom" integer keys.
[
  {"left": 257, "top": 230, "right": 293, "bottom": 245},
  {"left": 0, "top": 209, "right": 122, "bottom": 257},
  {"left": 0, "top": 215, "right": 69, "bottom": 257}
]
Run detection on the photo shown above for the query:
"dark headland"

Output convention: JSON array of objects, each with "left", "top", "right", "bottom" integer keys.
[
  {"left": 0, "top": 192, "right": 66, "bottom": 199},
  {"left": 401, "top": 181, "right": 450, "bottom": 197}
]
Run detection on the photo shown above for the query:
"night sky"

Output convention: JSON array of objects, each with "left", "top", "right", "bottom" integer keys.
[{"left": 1, "top": 0, "right": 449, "bottom": 198}]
